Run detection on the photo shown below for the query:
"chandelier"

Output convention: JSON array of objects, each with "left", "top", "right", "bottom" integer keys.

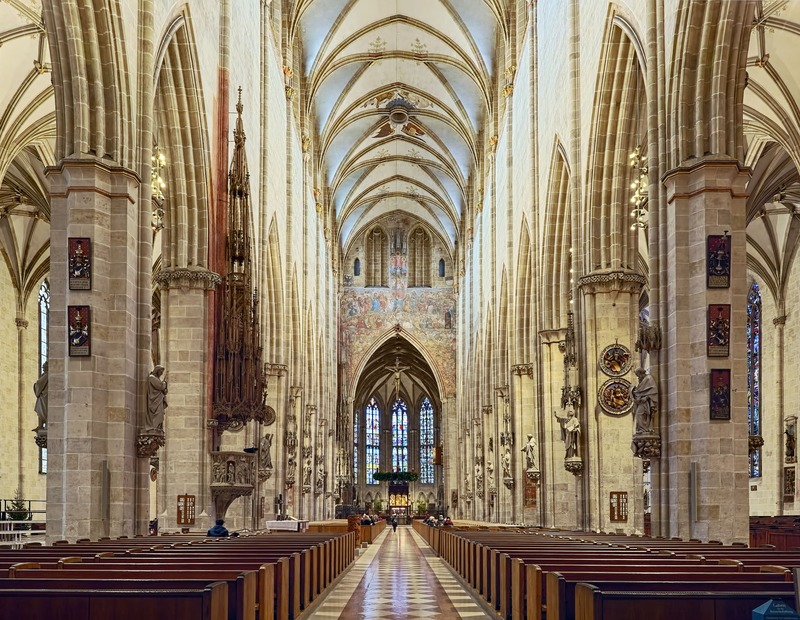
[
  {"left": 151, "top": 145, "right": 166, "bottom": 232},
  {"left": 629, "top": 146, "right": 648, "bottom": 230}
]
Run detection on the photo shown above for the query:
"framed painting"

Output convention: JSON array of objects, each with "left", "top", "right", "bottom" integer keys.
[
  {"left": 707, "top": 304, "right": 731, "bottom": 357},
  {"left": 68, "top": 305, "right": 91, "bottom": 357},
  {"left": 710, "top": 369, "right": 731, "bottom": 420},
  {"left": 707, "top": 234, "right": 731, "bottom": 288},
  {"left": 784, "top": 467, "right": 795, "bottom": 501},
  {"left": 68, "top": 237, "right": 92, "bottom": 290}
]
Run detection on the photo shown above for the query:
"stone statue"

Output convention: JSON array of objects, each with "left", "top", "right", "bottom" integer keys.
[
  {"left": 786, "top": 424, "right": 796, "bottom": 462},
  {"left": 260, "top": 433, "right": 273, "bottom": 469},
  {"left": 146, "top": 365, "right": 168, "bottom": 430},
  {"left": 554, "top": 409, "right": 581, "bottom": 459},
  {"left": 33, "top": 362, "right": 48, "bottom": 431},
  {"left": 631, "top": 367, "right": 657, "bottom": 434},
  {"left": 486, "top": 453, "right": 495, "bottom": 490},
  {"left": 316, "top": 462, "right": 325, "bottom": 493},
  {"left": 502, "top": 448, "right": 511, "bottom": 479},
  {"left": 303, "top": 457, "right": 312, "bottom": 487},
  {"left": 521, "top": 433, "right": 537, "bottom": 471}
]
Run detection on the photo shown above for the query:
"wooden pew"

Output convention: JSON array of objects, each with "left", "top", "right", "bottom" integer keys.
[
  {"left": 547, "top": 571, "right": 793, "bottom": 620},
  {"left": 574, "top": 582, "right": 795, "bottom": 620},
  {"left": 0, "top": 580, "right": 228, "bottom": 620}
]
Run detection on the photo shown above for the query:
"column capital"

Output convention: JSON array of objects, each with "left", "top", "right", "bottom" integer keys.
[
  {"left": 15, "top": 318, "right": 29, "bottom": 329},
  {"left": 663, "top": 156, "right": 750, "bottom": 202},
  {"left": 154, "top": 267, "right": 221, "bottom": 291},
  {"left": 577, "top": 269, "right": 645, "bottom": 295}
]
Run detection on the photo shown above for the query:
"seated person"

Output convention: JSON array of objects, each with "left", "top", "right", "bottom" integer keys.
[
  {"left": 207, "top": 518, "right": 229, "bottom": 537},
  {"left": 360, "top": 513, "right": 371, "bottom": 526},
  {"left": 444, "top": 517, "right": 453, "bottom": 526}
]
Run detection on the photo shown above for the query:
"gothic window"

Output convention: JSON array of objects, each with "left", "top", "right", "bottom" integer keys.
[
  {"left": 392, "top": 399, "right": 408, "bottom": 471},
  {"left": 438, "top": 258, "right": 445, "bottom": 278},
  {"left": 37, "top": 280, "right": 49, "bottom": 474},
  {"left": 365, "top": 398, "right": 380, "bottom": 484},
  {"left": 747, "top": 281, "right": 761, "bottom": 478},
  {"left": 419, "top": 397, "right": 434, "bottom": 483},
  {"left": 365, "top": 227, "right": 388, "bottom": 286},
  {"left": 407, "top": 227, "right": 431, "bottom": 287},
  {"left": 353, "top": 408, "right": 359, "bottom": 482},
  {"left": 353, "top": 257, "right": 361, "bottom": 277},
  {"left": 38, "top": 280, "right": 49, "bottom": 374}
]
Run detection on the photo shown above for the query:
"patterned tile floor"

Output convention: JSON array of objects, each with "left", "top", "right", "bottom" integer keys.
[{"left": 306, "top": 525, "right": 490, "bottom": 619}]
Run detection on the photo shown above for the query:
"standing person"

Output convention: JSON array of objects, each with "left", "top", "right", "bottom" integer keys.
[{"left": 391, "top": 512, "right": 398, "bottom": 532}]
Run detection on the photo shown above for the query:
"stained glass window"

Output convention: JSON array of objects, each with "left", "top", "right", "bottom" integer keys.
[
  {"left": 365, "top": 398, "right": 380, "bottom": 484},
  {"left": 353, "top": 408, "right": 359, "bottom": 482},
  {"left": 420, "top": 397, "right": 434, "bottom": 484},
  {"left": 38, "top": 280, "right": 49, "bottom": 474},
  {"left": 747, "top": 281, "right": 762, "bottom": 478},
  {"left": 391, "top": 399, "right": 408, "bottom": 471}
]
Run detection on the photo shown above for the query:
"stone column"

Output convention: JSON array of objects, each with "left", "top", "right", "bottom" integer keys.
[
  {"left": 577, "top": 271, "right": 644, "bottom": 534},
  {"left": 16, "top": 316, "right": 29, "bottom": 495},
  {"left": 662, "top": 158, "right": 749, "bottom": 543},
  {"left": 154, "top": 268, "right": 219, "bottom": 531},
  {"left": 511, "top": 363, "right": 535, "bottom": 524},
  {"left": 46, "top": 158, "right": 145, "bottom": 541}
]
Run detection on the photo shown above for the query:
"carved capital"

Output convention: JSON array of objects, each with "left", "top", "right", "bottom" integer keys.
[
  {"left": 631, "top": 434, "right": 662, "bottom": 459},
  {"left": 577, "top": 270, "right": 646, "bottom": 295},
  {"left": 15, "top": 318, "right": 29, "bottom": 329},
  {"left": 34, "top": 430, "right": 47, "bottom": 449},
  {"left": 636, "top": 321, "right": 662, "bottom": 352},
  {"left": 511, "top": 364, "right": 534, "bottom": 378},
  {"left": 265, "top": 363, "right": 288, "bottom": 377},
  {"left": 136, "top": 430, "right": 165, "bottom": 458},
  {"left": 564, "top": 457, "right": 583, "bottom": 476},
  {"left": 153, "top": 267, "right": 221, "bottom": 291},
  {"left": 749, "top": 434, "right": 765, "bottom": 455},
  {"left": 774, "top": 315, "right": 787, "bottom": 326},
  {"left": 504, "top": 476, "right": 515, "bottom": 489}
]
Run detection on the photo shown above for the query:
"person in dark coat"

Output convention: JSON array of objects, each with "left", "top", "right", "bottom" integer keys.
[
  {"left": 391, "top": 513, "right": 398, "bottom": 532},
  {"left": 207, "top": 518, "right": 229, "bottom": 537}
]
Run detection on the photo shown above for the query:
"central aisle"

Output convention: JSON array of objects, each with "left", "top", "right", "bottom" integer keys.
[{"left": 307, "top": 525, "right": 488, "bottom": 618}]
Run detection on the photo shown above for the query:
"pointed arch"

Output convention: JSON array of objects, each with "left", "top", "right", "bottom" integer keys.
[
  {"left": 497, "top": 268, "right": 509, "bottom": 384},
  {"left": 668, "top": 0, "right": 756, "bottom": 166},
  {"left": 42, "top": 0, "right": 133, "bottom": 166},
  {"left": 154, "top": 10, "right": 211, "bottom": 271},
  {"left": 264, "top": 217, "right": 285, "bottom": 362},
  {"left": 585, "top": 16, "right": 646, "bottom": 273},
  {"left": 542, "top": 141, "right": 572, "bottom": 329},
  {"left": 515, "top": 219, "right": 532, "bottom": 362}
]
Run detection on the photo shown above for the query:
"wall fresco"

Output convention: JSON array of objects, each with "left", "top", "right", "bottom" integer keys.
[{"left": 340, "top": 286, "right": 457, "bottom": 397}]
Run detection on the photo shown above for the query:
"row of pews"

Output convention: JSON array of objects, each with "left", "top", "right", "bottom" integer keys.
[
  {"left": 0, "top": 530, "right": 355, "bottom": 620},
  {"left": 751, "top": 516, "right": 800, "bottom": 550},
  {"left": 414, "top": 521, "right": 800, "bottom": 620}
]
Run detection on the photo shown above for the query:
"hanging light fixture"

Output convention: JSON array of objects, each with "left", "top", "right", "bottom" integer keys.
[
  {"left": 151, "top": 144, "right": 166, "bottom": 232},
  {"left": 629, "top": 146, "right": 648, "bottom": 230}
]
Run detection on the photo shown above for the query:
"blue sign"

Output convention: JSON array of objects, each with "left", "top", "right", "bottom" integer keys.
[{"left": 753, "top": 599, "right": 800, "bottom": 620}]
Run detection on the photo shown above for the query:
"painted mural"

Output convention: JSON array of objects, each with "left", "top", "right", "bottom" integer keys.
[{"left": 340, "top": 285, "right": 457, "bottom": 397}]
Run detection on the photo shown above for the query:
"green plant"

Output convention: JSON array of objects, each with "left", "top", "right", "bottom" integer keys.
[
  {"left": 7, "top": 488, "right": 31, "bottom": 530},
  {"left": 416, "top": 498, "right": 427, "bottom": 514},
  {"left": 373, "top": 499, "right": 383, "bottom": 512}
]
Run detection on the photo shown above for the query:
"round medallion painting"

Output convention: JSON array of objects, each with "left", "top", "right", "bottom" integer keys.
[
  {"left": 599, "top": 343, "right": 632, "bottom": 377},
  {"left": 598, "top": 379, "right": 633, "bottom": 416}
]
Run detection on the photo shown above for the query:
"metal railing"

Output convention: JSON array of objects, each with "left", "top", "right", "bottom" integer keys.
[{"left": 0, "top": 498, "right": 46, "bottom": 548}]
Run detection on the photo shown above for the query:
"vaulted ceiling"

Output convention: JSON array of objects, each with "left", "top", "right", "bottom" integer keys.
[
  {"left": 293, "top": 0, "right": 501, "bottom": 255},
  {"left": 0, "top": 0, "right": 54, "bottom": 310},
  {"left": 743, "top": 0, "right": 800, "bottom": 305}
]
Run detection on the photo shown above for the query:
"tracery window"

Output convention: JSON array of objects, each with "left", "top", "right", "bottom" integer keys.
[
  {"left": 365, "top": 398, "right": 380, "bottom": 484},
  {"left": 438, "top": 258, "right": 445, "bottom": 278},
  {"left": 353, "top": 408, "right": 359, "bottom": 482},
  {"left": 37, "top": 280, "right": 49, "bottom": 474},
  {"left": 353, "top": 258, "right": 361, "bottom": 277},
  {"left": 419, "top": 397, "right": 434, "bottom": 484},
  {"left": 391, "top": 399, "right": 408, "bottom": 471},
  {"left": 747, "top": 281, "right": 762, "bottom": 478}
]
